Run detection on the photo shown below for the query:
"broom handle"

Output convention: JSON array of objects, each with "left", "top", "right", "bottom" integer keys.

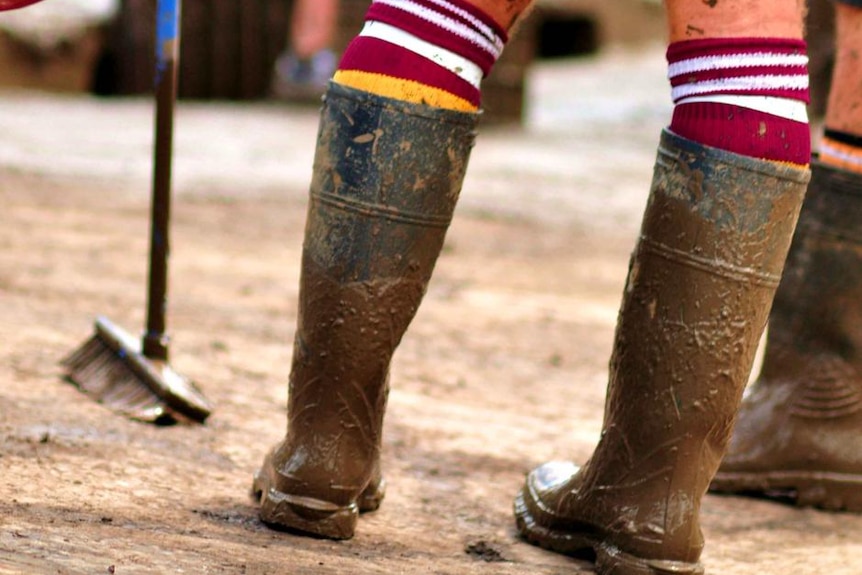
[{"left": 143, "top": 0, "right": 181, "bottom": 361}]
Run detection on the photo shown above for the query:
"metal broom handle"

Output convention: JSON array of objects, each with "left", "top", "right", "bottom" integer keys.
[{"left": 143, "top": 0, "right": 181, "bottom": 361}]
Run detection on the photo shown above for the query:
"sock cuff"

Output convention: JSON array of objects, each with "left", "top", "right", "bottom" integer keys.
[
  {"left": 667, "top": 37, "right": 809, "bottom": 104},
  {"left": 365, "top": 0, "right": 506, "bottom": 76},
  {"left": 667, "top": 37, "right": 807, "bottom": 62},
  {"left": 672, "top": 102, "right": 811, "bottom": 165},
  {"left": 337, "top": 36, "right": 481, "bottom": 106}
]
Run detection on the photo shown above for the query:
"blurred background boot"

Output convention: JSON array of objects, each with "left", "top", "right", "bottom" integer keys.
[
  {"left": 711, "top": 161, "right": 862, "bottom": 511},
  {"left": 271, "top": 49, "right": 337, "bottom": 103}
]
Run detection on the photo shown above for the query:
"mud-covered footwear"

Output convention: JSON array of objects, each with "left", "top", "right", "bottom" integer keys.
[
  {"left": 515, "top": 131, "right": 809, "bottom": 574},
  {"left": 515, "top": 461, "right": 706, "bottom": 575},
  {"left": 710, "top": 162, "right": 862, "bottom": 511},
  {"left": 252, "top": 447, "right": 387, "bottom": 539},
  {"left": 253, "top": 83, "right": 478, "bottom": 539}
]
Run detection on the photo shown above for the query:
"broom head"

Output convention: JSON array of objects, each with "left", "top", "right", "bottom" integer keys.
[{"left": 63, "top": 316, "right": 213, "bottom": 424}]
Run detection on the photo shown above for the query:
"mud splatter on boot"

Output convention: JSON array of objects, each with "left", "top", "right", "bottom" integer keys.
[
  {"left": 515, "top": 131, "right": 809, "bottom": 574},
  {"left": 253, "top": 83, "right": 477, "bottom": 539}
]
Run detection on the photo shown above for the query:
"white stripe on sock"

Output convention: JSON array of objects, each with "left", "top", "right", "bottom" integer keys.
[
  {"left": 359, "top": 21, "right": 483, "bottom": 88},
  {"left": 421, "top": 0, "right": 504, "bottom": 52},
  {"left": 672, "top": 74, "right": 809, "bottom": 102},
  {"left": 675, "top": 94, "right": 809, "bottom": 123},
  {"left": 373, "top": 0, "right": 501, "bottom": 60},
  {"left": 668, "top": 52, "right": 809, "bottom": 78}
]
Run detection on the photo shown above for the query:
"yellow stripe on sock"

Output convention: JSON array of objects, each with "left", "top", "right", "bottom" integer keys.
[
  {"left": 333, "top": 70, "right": 477, "bottom": 112},
  {"left": 820, "top": 137, "right": 862, "bottom": 175},
  {"left": 768, "top": 159, "right": 810, "bottom": 170}
]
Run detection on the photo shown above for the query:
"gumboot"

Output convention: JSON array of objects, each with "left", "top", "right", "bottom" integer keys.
[
  {"left": 711, "top": 161, "right": 862, "bottom": 511},
  {"left": 252, "top": 83, "right": 478, "bottom": 539},
  {"left": 515, "top": 131, "right": 809, "bottom": 575}
]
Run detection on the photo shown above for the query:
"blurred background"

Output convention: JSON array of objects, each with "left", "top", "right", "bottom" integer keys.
[{"left": 0, "top": 0, "right": 836, "bottom": 122}]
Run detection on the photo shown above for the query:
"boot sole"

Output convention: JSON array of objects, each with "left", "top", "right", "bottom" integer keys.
[
  {"left": 252, "top": 470, "right": 358, "bottom": 539},
  {"left": 250, "top": 450, "right": 386, "bottom": 540},
  {"left": 710, "top": 470, "right": 862, "bottom": 511},
  {"left": 514, "top": 489, "right": 704, "bottom": 575}
]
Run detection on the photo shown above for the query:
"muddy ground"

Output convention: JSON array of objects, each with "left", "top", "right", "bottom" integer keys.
[{"left": 2, "top": 48, "right": 862, "bottom": 574}]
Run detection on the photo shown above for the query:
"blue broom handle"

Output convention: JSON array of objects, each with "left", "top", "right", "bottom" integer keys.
[
  {"left": 144, "top": 0, "right": 181, "bottom": 361},
  {"left": 155, "top": 0, "right": 180, "bottom": 83}
]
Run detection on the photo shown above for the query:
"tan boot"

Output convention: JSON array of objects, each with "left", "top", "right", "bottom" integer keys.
[
  {"left": 710, "top": 161, "right": 862, "bottom": 511},
  {"left": 253, "top": 83, "right": 477, "bottom": 539},
  {"left": 515, "top": 131, "right": 808, "bottom": 574}
]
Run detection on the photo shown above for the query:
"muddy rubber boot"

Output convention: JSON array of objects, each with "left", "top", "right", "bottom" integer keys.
[
  {"left": 253, "top": 83, "right": 477, "bottom": 539},
  {"left": 514, "top": 130, "right": 808, "bottom": 574},
  {"left": 710, "top": 161, "right": 862, "bottom": 511}
]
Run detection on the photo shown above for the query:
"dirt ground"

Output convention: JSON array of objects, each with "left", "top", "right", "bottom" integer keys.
[{"left": 2, "top": 49, "right": 862, "bottom": 574}]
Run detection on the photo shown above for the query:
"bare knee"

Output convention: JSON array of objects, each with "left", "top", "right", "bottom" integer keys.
[
  {"left": 664, "top": 0, "right": 805, "bottom": 41},
  {"left": 465, "top": 0, "right": 535, "bottom": 31}
]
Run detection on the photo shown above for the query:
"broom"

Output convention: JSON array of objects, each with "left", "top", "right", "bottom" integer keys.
[{"left": 63, "top": 0, "right": 212, "bottom": 424}]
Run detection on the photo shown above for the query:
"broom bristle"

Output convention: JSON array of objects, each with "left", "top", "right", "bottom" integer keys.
[
  {"left": 63, "top": 335, "right": 180, "bottom": 424},
  {"left": 63, "top": 316, "right": 212, "bottom": 425}
]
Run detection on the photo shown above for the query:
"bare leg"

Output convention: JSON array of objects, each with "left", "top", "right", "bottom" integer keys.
[
  {"left": 665, "top": 0, "right": 805, "bottom": 40},
  {"left": 289, "top": 0, "right": 339, "bottom": 58},
  {"left": 825, "top": 3, "right": 862, "bottom": 133},
  {"left": 271, "top": 0, "right": 340, "bottom": 100},
  {"left": 466, "top": 0, "right": 534, "bottom": 30}
]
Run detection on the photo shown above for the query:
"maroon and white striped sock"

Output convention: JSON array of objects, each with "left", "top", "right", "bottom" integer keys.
[
  {"left": 333, "top": 0, "right": 507, "bottom": 111},
  {"left": 667, "top": 37, "right": 811, "bottom": 166}
]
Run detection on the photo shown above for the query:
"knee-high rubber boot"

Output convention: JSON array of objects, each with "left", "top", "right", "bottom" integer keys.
[
  {"left": 253, "top": 83, "right": 477, "bottom": 539},
  {"left": 514, "top": 131, "right": 808, "bottom": 574},
  {"left": 710, "top": 161, "right": 862, "bottom": 511}
]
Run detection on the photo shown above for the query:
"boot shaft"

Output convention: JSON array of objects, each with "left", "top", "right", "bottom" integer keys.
[
  {"left": 763, "top": 161, "right": 862, "bottom": 371},
  {"left": 291, "top": 84, "right": 479, "bottom": 434},
  {"left": 613, "top": 135, "right": 805, "bottom": 440},
  {"left": 305, "top": 82, "right": 478, "bottom": 283},
  {"left": 605, "top": 131, "right": 808, "bottom": 443}
]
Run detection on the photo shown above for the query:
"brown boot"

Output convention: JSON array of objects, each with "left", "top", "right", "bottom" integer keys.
[
  {"left": 253, "top": 83, "right": 477, "bottom": 539},
  {"left": 710, "top": 161, "right": 862, "bottom": 511},
  {"left": 514, "top": 131, "right": 808, "bottom": 574}
]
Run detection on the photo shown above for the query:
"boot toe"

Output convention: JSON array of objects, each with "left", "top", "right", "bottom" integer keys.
[
  {"left": 515, "top": 461, "right": 705, "bottom": 574},
  {"left": 514, "top": 461, "right": 595, "bottom": 555}
]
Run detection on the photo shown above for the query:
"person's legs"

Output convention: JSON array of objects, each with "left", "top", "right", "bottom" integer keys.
[
  {"left": 711, "top": 1, "right": 862, "bottom": 511},
  {"left": 254, "top": 0, "right": 533, "bottom": 540},
  {"left": 514, "top": 1, "right": 810, "bottom": 573},
  {"left": 272, "top": 0, "right": 340, "bottom": 99},
  {"left": 289, "top": 0, "right": 339, "bottom": 59}
]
